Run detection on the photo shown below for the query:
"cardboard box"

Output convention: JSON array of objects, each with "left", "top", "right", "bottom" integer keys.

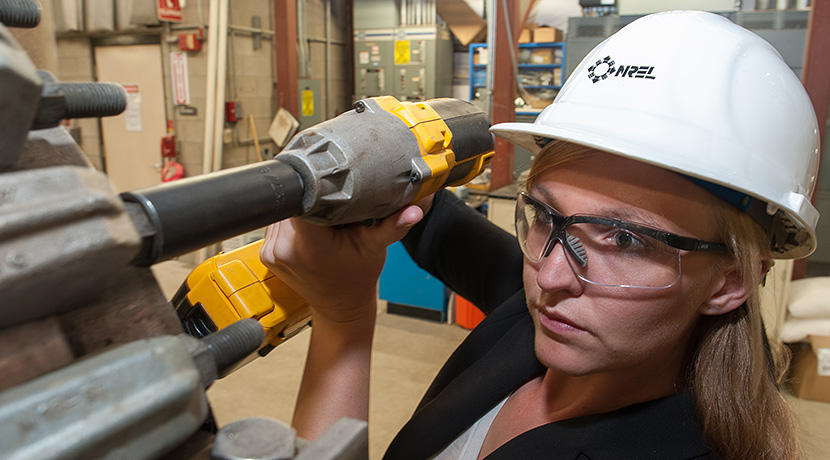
[
  {"left": 519, "top": 28, "right": 532, "bottom": 43},
  {"left": 530, "top": 48, "right": 554, "bottom": 64},
  {"left": 533, "top": 27, "right": 563, "bottom": 43},
  {"left": 435, "top": 0, "right": 487, "bottom": 45},
  {"left": 473, "top": 47, "right": 488, "bottom": 65},
  {"left": 789, "top": 335, "right": 830, "bottom": 403},
  {"left": 527, "top": 96, "right": 553, "bottom": 109}
]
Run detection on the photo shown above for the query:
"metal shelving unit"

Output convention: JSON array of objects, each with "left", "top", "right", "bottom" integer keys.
[{"left": 468, "top": 41, "right": 566, "bottom": 115}]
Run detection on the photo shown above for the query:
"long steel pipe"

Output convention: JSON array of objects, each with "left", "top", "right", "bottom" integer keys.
[
  {"left": 201, "top": 0, "right": 220, "bottom": 175},
  {"left": 211, "top": 0, "right": 229, "bottom": 172}
]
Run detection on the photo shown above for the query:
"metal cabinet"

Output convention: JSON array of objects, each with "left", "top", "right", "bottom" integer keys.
[
  {"left": 355, "top": 25, "right": 454, "bottom": 102},
  {"left": 379, "top": 242, "right": 448, "bottom": 321}
]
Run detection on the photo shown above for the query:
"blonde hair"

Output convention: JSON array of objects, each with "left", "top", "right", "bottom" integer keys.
[
  {"left": 526, "top": 140, "right": 799, "bottom": 460},
  {"left": 692, "top": 202, "right": 798, "bottom": 460}
]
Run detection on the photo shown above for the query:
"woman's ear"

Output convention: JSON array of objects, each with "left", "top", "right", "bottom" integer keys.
[
  {"left": 700, "top": 267, "right": 750, "bottom": 316},
  {"left": 760, "top": 257, "right": 773, "bottom": 287}
]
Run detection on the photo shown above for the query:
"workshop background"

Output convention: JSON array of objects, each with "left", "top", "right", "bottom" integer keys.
[{"left": 2, "top": 0, "right": 830, "bottom": 459}]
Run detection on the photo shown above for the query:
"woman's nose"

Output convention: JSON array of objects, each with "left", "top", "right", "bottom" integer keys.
[{"left": 534, "top": 239, "right": 584, "bottom": 295}]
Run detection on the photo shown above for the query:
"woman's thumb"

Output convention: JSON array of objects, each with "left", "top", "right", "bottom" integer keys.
[{"left": 376, "top": 205, "right": 424, "bottom": 244}]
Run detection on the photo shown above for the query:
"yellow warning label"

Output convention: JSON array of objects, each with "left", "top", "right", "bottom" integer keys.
[
  {"left": 394, "top": 40, "right": 411, "bottom": 64},
  {"left": 302, "top": 90, "right": 314, "bottom": 117}
]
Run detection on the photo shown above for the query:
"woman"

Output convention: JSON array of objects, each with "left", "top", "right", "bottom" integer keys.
[{"left": 261, "top": 11, "right": 820, "bottom": 460}]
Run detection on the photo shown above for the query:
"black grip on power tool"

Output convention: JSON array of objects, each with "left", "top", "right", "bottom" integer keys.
[
  {"left": 424, "top": 99, "right": 494, "bottom": 187},
  {"left": 425, "top": 99, "right": 493, "bottom": 163},
  {"left": 122, "top": 159, "right": 305, "bottom": 266}
]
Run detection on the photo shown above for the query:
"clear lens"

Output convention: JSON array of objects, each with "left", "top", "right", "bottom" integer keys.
[
  {"left": 516, "top": 198, "right": 552, "bottom": 263},
  {"left": 515, "top": 194, "right": 682, "bottom": 289},
  {"left": 566, "top": 222, "right": 681, "bottom": 288}
]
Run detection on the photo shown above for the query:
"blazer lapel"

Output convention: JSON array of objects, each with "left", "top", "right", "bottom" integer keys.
[
  {"left": 484, "top": 391, "right": 712, "bottom": 460},
  {"left": 384, "top": 291, "right": 545, "bottom": 460}
]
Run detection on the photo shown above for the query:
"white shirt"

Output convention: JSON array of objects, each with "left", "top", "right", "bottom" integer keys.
[{"left": 429, "top": 398, "right": 508, "bottom": 460}]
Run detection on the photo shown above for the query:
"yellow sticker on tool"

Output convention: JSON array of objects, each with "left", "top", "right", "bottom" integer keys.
[
  {"left": 395, "top": 40, "right": 410, "bottom": 64},
  {"left": 302, "top": 90, "right": 314, "bottom": 117}
]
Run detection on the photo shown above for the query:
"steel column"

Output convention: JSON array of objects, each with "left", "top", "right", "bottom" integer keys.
[
  {"left": 274, "top": 0, "right": 300, "bottom": 119},
  {"left": 489, "top": 0, "right": 520, "bottom": 191},
  {"left": 795, "top": 2, "right": 830, "bottom": 278}
]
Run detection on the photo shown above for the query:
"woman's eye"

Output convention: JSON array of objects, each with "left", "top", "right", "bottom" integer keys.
[
  {"left": 532, "top": 206, "right": 552, "bottom": 224},
  {"left": 612, "top": 230, "right": 645, "bottom": 251},
  {"left": 614, "top": 231, "right": 632, "bottom": 248}
]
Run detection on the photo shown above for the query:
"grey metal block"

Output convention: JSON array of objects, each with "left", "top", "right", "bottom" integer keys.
[
  {"left": 0, "top": 23, "right": 41, "bottom": 168},
  {"left": 0, "top": 335, "right": 211, "bottom": 460},
  {"left": 0, "top": 164, "right": 141, "bottom": 328}
]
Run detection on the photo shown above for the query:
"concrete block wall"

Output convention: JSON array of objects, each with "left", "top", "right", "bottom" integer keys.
[
  {"left": 56, "top": 0, "right": 353, "bottom": 180},
  {"left": 303, "top": 0, "right": 352, "bottom": 119},
  {"left": 168, "top": 0, "right": 276, "bottom": 175},
  {"left": 812, "top": 123, "right": 830, "bottom": 265},
  {"left": 221, "top": 0, "right": 277, "bottom": 169}
]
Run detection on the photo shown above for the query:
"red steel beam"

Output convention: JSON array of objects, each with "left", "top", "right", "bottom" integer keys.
[
  {"left": 489, "top": 0, "right": 520, "bottom": 191},
  {"left": 794, "top": 2, "right": 830, "bottom": 279},
  {"left": 345, "top": 0, "right": 354, "bottom": 108},
  {"left": 274, "top": 0, "right": 300, "bottom": 119},
  {"left": 802, "top": 1, "right": 830, "bottom": 172}
]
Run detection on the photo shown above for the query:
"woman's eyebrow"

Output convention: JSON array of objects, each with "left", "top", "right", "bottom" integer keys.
[
  {"left": 528, "top": 185, "right": 667, "bottom": 229},
  {"left": 527, "top": 186, "right": 561, "bottom": 210},
  {"left": 598, "top": 208, "right": 665, "bottom": 229}
]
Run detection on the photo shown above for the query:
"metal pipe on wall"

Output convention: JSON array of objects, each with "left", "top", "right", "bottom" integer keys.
[
  {"left": 228, "top": 5, "right": 238, "bottom": 102},
  {"left": 196, "top": 0, "right": 205, "bottom": 26},
  {"left": 161, "top": 22, "right": 176, "bottom": 148},
  {"left": 429, "top": 0, "right": 434, "bottom": 24},
  {"left": 211, "top": 0, "right": 230, "bottom": 172},
  {"left": 326, "top": 0, "right": 332, "bottom": 119},
  {"left": 202, "top": 0, "right": 220, "bottom": 175},
  {"left": 485, "top": 0, "right": 497, "bottom": 118},
  {"left": 171, "top": 23, "right": 275, "bottom": 37},
  {"left": 297, "top": 0, "right": 311, "bottom": 78},
  {"left": 230, "top": 29, "right": 238, "bottom": 100}
]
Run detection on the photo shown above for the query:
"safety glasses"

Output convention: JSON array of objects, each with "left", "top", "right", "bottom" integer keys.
[{"left": 515, "top": 192, "right": 728, "bottom": 289}]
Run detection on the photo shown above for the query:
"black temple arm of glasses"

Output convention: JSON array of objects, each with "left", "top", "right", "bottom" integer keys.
[{"left": 571, "top": 215, "right": 729, "bottom": 253}]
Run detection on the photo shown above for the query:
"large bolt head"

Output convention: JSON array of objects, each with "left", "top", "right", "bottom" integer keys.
[
  {"left": 212, "top": 417, "right": 297, "bottom": 460},
  {"left": 0, "top": 24, "right": 42, "bottom": 168}
]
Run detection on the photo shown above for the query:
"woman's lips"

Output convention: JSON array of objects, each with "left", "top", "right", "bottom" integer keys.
[{"left": 538, "top": 308, "right": 587, "bottom": 335}]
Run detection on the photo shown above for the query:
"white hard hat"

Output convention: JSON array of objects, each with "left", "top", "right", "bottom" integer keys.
[{"left": 491, "top": 11, "right": 820, "bottom": 259}]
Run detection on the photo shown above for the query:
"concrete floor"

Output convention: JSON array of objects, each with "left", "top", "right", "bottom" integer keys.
[{"left": 152, "top": 260, "right": 830, "bottom": 460}]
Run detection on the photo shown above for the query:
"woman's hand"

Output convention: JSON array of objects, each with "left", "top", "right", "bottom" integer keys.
[
  {"left": 260, "top": 203, "right": 428, "bottom": 440},
  {"left": 260, "top": 203, "right": 426, "bottom": 324}
]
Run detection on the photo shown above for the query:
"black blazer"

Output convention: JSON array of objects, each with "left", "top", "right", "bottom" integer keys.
[{"left": 384, "top": 191, "right": 716, "bottom": 460}]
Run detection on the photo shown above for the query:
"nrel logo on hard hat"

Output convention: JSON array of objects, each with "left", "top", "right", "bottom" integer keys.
[{"left": 587, "top": 56, "right": 656, "bottom": 83}]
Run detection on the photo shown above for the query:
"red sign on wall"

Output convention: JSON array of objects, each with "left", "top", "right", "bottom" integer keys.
[
  {"left": 170, "top": 52, "right": 190, "bottom": 105},
  {"left": 158, "top": 0, "right": 183, "bottom": 23}
]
